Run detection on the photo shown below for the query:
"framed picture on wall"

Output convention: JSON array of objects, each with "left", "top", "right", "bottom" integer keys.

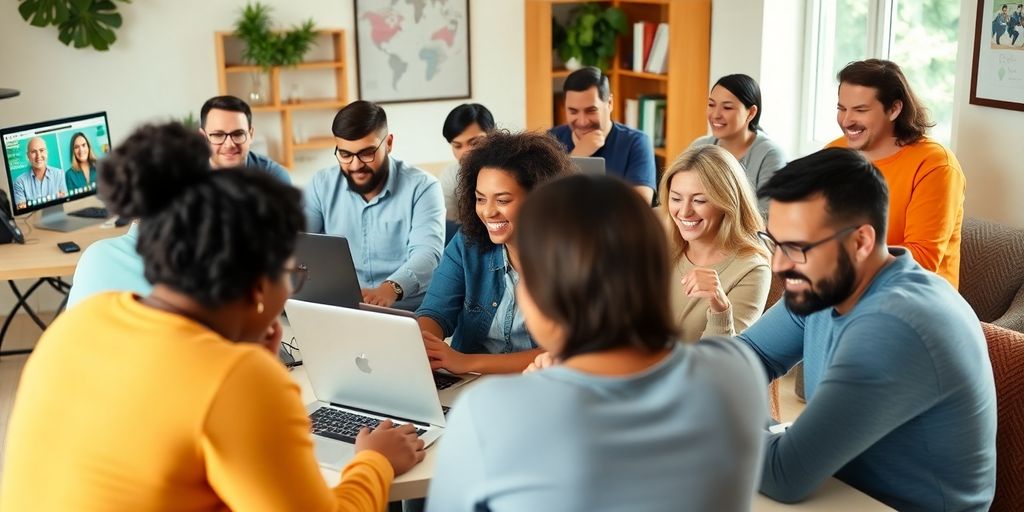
[
  {"left": 353, "top": 0, "right": 471, "bottom": 104},
  {"left": 971, "top": 0, "right": 1024, "bottom": 111}
]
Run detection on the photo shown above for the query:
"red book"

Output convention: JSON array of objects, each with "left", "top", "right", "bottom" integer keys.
[{"left": 641, "top": 22, "right": 657, "bottom": 70}]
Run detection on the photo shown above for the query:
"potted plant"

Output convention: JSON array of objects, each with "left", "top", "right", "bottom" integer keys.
[
  {"left": 553, "top": 3, "right": 628, "bottom": 71},
  {"left": 234, "top": 2, "right": 317, "bottom": 104}
]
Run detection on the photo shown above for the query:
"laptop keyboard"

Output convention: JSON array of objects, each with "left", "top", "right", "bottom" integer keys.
[
  {"left": 433, "top": 371, "right": 462, "bottom": 390},
  {"left": 310, "top": 407, "right": 426, "bottom": 443}
]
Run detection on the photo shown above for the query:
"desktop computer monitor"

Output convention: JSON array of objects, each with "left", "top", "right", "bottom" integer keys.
[{"left": 1, "top": 112, "right": 112, "bottom": 232}]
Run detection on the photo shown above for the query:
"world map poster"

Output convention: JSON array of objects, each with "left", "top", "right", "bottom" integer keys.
[{"left": 355, "top": 0, "right": 471, "bottom": 103}]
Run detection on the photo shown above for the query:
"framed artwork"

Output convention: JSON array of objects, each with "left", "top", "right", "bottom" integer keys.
[
  {"left": 971, "top": 0, "right": 1024, "bottom": 111},
  {"left": 353, "top": 0, "right": 471, "bottom": 104}
]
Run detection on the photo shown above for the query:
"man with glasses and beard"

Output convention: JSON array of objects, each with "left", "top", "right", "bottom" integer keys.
[
  {"left": 199, "top": 96, "right": 291, "bottom": 184},
  {"left": 304, "top": 101, "right": 445, "bottom": 311},
  {"left": 740, "top": 148, "right": 996, "bottom": 511}
]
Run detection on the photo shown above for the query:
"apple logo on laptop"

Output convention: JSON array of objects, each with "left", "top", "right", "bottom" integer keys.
[{"left": 355, "top": 353, "right": 373, "bottom": 374}]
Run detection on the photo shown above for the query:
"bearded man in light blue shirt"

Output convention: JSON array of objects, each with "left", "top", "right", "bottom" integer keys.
[{"left": 304, "top": 101, "right": 444, "bottom": 311}]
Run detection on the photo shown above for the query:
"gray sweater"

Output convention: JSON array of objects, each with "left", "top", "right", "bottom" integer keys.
[{"left": 689, "top": 131, "right": 787, "bottom": 211}]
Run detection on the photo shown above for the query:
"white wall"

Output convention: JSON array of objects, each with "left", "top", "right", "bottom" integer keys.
[
  {"left": 952, "top": 1, "right": 1024, "bottom": 226},
  {"left": 0, "top": 0, "right": 525, "bottom": 316}
]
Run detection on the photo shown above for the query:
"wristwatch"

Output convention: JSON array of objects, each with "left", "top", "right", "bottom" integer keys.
[{"left": 383, "top": 280, "right": 404, "bottom": 301}]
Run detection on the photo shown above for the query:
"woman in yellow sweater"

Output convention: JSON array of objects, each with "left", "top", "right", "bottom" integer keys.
[
  {"left": 1, "top": 123, "right": 424, "bottom": 511},
  {"left": 660, "top": 144, "right": 771, "bottom": 340}
]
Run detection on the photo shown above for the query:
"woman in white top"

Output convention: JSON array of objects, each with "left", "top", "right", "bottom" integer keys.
[
  {"left": 439, "top": 103, "right": 495, "bottom": 220},
  {"left": 690, "top": 74, "right": 786, "bottom": 211}
]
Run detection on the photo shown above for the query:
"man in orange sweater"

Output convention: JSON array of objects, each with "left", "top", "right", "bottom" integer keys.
[{"left": 828, "top": 59, "right": 965, "bottom": 289}]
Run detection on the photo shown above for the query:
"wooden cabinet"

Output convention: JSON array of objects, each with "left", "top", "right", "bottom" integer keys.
[
  {"left": 214, "top": 29, "right": 349, "bottom": 170},
  {"left": 524, "top": 0, "right": 710, "bottom": 165}
]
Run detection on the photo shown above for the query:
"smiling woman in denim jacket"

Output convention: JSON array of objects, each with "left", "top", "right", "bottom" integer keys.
[{"left": 415, "top": 131, "right": 575, "bottom": 375}]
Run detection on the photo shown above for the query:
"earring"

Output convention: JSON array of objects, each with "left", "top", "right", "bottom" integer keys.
[{"left": 257, "top": 302, "right": 264, "bottom": 314}]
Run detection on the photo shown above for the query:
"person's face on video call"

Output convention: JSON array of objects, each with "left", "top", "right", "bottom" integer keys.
[
  {"left": 72, "top": 136, "right": 90, "bottom": 164},
  {"left": 335, "top": 131, "right": 392, "bottom": 195},
  {"left": 667, "top": 170, "right": 725, "bottom": 245},
  {"left": 203, "top": 109, "right": 253, "bottom": 169},
  {"left": 565, "top": 86, "right": 613, "bottom": 139},
  {"left": 766, "top": 195, "right": 858, "bottom": 316},
  {"left": 27, "top": 138, "right": 48, "bottom": 173},
  {"left": 450, "top": 123, "right": 488, "bottom": 163},
  {"left": 474, "top": 167, "right": 527, "bottom": 247},
  {"left": 836, "top": 83, "right": 898, "bottom": 155}
]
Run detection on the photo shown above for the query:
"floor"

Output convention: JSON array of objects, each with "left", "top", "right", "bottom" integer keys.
[{"left": 0, "top": 312, "right": 806, "bottom": 481}]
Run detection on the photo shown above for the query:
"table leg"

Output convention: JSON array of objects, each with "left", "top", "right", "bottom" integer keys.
[{"left": 0, "top": 278, "right": 71, "bottom": 357}]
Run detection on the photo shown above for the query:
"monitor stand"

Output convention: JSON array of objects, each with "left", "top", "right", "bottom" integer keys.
[{"left": 35, "top": 204, "right": 103, "bottom": 232}]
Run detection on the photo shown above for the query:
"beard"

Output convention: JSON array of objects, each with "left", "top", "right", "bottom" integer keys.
[
  {"left": 343, "top": 153, "right": 390, "bottom": 195},
  {"left": 781, "top": 248, "right": 857, "bottom": 316}
]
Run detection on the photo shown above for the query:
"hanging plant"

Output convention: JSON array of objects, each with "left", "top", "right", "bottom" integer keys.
[
  {"left": 234, "top": 2, "right": 317, "bottom": 70},
  {"left": 18, "top": 0, "right": 131, "bottom": 51}
]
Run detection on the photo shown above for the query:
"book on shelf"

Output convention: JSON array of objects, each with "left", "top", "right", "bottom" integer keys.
[
  {"left": 645, "top": 23, "right": 670, "bottom": 74},
  {"left": 632, "top": 21, "right": 657, "bottom": 72},
  {"left": 625, "top": 98, "right": 639, "bottom": 129},
  {"left": 636, "top": 94, "right": 667, "bottom": 148}
]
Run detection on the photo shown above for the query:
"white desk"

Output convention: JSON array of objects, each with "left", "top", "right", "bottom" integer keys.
[{"left": 285, "top": 365, "right": 891, "bottom": 509}]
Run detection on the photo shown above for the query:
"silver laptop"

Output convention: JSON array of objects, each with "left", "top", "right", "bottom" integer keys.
[
  {"left": 293, "top": 233, "right": 415, "bottom": 318},
  {"left": 285, "top": 299, "right": 446, "bottom": 470},
  {"left": 571, "top": 156, "right": 606, "bottom": 175}
]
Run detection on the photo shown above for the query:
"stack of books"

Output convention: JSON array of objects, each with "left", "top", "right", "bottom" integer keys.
[
  {"left": 624, "top": 94, "right": 667, "bottom": 148},
  {"left": 632, "top": 21, "right": 670, "bottom": 74}
]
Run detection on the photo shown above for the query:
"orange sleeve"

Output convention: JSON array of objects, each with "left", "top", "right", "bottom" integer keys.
[
  {"left": 899, "top": 149, "right": 965, "bottom": 274},
  {"left": 201, "top": 349, "right": 394, "bottom": 512}
]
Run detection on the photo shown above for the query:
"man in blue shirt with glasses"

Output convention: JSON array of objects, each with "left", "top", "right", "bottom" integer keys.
[{"left": 304, "top": 101, "right": 445, "bottom": 311}]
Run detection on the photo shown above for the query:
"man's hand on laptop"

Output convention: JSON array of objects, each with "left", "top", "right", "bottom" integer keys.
[
  {"left": 362, "top": 284, "right": 398, "bottom": 307},
  {"left": 422, "top": 331, "right": 472, "bottom": 374},
  {"left": 355, "top": 420, "right": 426, "bottom": 475}
]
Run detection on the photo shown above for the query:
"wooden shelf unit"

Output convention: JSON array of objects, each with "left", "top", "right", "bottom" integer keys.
[
  {"left": 524, "top": 0, "right": 710, "bottom": 169},
  {"left": 214, "top": 29, "right": 349, "bottom": 170}
]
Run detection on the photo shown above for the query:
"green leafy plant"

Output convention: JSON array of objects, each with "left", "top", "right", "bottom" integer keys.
[
  {"left": 17, "top": 0, "right": 131, "bottom": 51},
  {"left": 234, "top": 2, "right": 317, "bottom": 70},
  {"left": 177, "top": 112, "right": 199, "bottom": 131},
  {"left": 554, "top": 3, "right": 627, "bottom": 71}
]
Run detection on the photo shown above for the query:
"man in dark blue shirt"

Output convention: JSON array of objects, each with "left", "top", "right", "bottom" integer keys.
[{"left": 548, "top": 67, "right": 656, "bottom": 204}]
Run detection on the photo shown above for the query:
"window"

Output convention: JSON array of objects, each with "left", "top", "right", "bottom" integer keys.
[{"left": 802, "top": 0, "right": 961, "bottom": 152}]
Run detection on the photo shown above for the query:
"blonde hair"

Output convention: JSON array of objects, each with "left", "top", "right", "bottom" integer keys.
[{"left": 658, "top": 144, "right": 767, "bottom": 264}]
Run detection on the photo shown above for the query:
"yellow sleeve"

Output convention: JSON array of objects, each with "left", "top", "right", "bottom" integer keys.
[
  {"left": 201, "top": 349, "right": 394, "bottom": 511},
  {"left": 902, "top": 153, "right": 965, "bottom": 276}
]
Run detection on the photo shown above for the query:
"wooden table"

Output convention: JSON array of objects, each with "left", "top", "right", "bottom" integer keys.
[{"left": 0, "top": 218, "right": 128, "bottom": 353}]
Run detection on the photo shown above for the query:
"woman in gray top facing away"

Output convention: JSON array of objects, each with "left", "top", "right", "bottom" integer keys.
[
  {"left": 427, "top": 174, "right": 768, "bottom": 512},
  {"left": 690, "top": 74, "right": 787, "bottom": 212}
]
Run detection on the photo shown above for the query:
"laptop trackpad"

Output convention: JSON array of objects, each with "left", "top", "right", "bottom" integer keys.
[{"left": 313, "top": 436, "right": 356, "bottom": 470}]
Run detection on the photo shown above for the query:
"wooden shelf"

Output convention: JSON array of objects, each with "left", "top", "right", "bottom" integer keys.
[
  {"left": 552, "top": 68, "right": 572, "bottom": 78},
  {"left": 654, "top": 147, "right": 666, "bottom": 158},
  {"left": 293, "top": 136, "right": 337, "bottom": 151},
  {"left": 215, "top": 29, "right": 348, "bottom": 170},
  {"left": 616, "top": 68, "right": 669, "bottom": 81}
]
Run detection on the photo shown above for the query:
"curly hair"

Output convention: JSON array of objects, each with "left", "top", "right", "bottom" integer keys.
[
  {"left": 455, "top": 130, "right": 575, "bottom": 248},
  {"left": 98, "top": 122, "right": 305, "bottom": 308}
]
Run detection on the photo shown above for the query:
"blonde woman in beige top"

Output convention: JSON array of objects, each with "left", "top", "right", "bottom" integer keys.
[{"left": 661, "top": 144, "right": 771, "bottom": 340}]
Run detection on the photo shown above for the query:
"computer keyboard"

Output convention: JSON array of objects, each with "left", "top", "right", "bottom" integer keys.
[
  {"left": 68, "top": 206, "right": 108, "bottom": 219},
  {"left": 309, "top": 407, "right": 425, "bottom": 443},
  {"left": 433, "top": 371, "right": 462, "bottom": 390}
]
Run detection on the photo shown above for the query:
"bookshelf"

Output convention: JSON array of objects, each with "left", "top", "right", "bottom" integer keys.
[
  {"left": 524, "top": 0, "right": 710, "bottom": 165},
  {"left": 214, "top": 29, "right": 349, "bottom": 170}
]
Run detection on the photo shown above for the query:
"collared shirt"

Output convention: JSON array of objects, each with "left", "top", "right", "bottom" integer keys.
[
  {"left": 304, "top": 156, "right": 445, "bottom": 310},
  {"left": 483, "top": 246, "right": 531, "bottom": 354},
  {"left": 246, "top": 151, "right": 292, "bottom": 184},
  {"left": 548, "top": 122, "right": 656, "bottom": 191},
  {"left": 64, "top": 164, "right": 98, "bottom": 192},
  {"left": 12, "top": 166, "right": 67, "bottom": 206}
]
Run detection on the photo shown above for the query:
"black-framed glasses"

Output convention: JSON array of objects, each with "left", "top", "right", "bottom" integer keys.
[
  {"left": 284, "top": 264, "right": 309, "bottom": 295},
  {"left": 335, "top": 136, "right": 387, "bottom": 164},
  {"left": 206, "top": 130, "right": 249, "bottom": 145},
  {"left": 757, "top": 226, "right": 859, "bottom": 264}
]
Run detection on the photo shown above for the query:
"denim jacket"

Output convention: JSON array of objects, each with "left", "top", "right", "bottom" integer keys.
[{"left": 416, "top": 231, "right": 536, "bottom": 354}]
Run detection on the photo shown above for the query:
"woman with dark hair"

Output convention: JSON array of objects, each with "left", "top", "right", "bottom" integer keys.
[
  {"left": 439, "top": 103, "right": 496, "bottom": 219},
  {"left": 416, "top": 130, "right": 574, "bottom": 375},
  {"left": 65, "top": 131, "right": 98, "bottom": 191},
  {"left": 690, "top": 74, "right": 786, "bottom": 211},
  {"left": 1, "top": 123, "right": 424, "bottom": 511},
  {"left": 427, "top": 175, "right": 768, "bottom": 511}
]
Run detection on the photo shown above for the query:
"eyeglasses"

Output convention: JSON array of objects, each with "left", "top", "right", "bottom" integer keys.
[
  {"left": 206, "top": 130, "right": 249, "bottom": 145},
  {"left": 284, "top": 264, "right": 309, "bottom": 295},
  {"left": 756, "top": 226, "right": 859, "bottom": 264},
  {"left": 335, "top": 136, "right": 387, "bottom": 164}
]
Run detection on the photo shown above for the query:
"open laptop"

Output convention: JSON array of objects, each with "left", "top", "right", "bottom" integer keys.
[
  {"left": 571, "top": 156, "right": 606, "bottom": 176},
  {"left": 285, "top": 299, "right": 447, "bottom": 470},
  {"left": 293, "top": 232, "right": 414, "bottom": 318}
]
